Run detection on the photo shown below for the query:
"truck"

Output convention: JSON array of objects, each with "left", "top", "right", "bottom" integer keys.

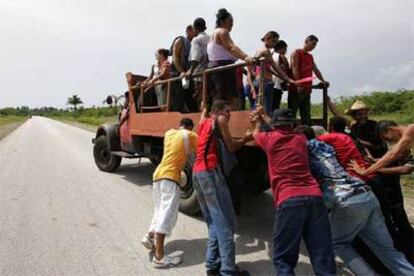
[{"left": 92, "top": 61, "right": 331, "bottom": 215}]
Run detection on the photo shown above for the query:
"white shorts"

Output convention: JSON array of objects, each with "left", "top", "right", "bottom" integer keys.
[{"left": 148, "top": 179, "right": 180, "bottom": 236}]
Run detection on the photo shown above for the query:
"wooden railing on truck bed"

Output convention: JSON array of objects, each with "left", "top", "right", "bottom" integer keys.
[{"left": 127, "top": 59, "right": 333, "bottom": 128}]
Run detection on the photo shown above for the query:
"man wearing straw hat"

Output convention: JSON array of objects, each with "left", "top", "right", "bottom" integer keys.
[
  {"left": 346, "top": 100, "right": 387, "bottom": 158},
  {"left": 349, "top": 115, "right": 414, "bottom": 264}
]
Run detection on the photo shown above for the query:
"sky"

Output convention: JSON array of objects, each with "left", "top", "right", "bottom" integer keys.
[{"left": 0, "top": 0, "right": 413, "bottom": 108}]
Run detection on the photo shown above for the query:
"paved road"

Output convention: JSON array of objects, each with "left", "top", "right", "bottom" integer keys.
[{"left": 0, "top": 117, "right": 351, "bottom": 275}]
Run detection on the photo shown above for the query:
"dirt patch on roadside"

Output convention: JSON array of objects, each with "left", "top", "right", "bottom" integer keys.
[{"left": 0, "top": 121, "right": 26, "bottom": 140}]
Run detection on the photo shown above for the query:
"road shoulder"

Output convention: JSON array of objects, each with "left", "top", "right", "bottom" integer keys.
[{"left": 0, "top": 119, "right": 27, "bottom": 140}]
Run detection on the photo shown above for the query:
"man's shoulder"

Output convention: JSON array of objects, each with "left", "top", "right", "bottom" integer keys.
[
  {"left": 309, "top": 139, "right": 334, "bottom": 151},
  {"left": 195, "top": 32, "right": 209, "bottom": 39},
  {"left": 186, "top": 129, "right": 198, "bottom": 138},
  {"left": 173, "top": 36, "right": 185, "bottom": 46},
  {"left": 406, "top": 124, "right": 414, "bottom": 132},
  {"left": 165, "top": 128, "right": 178, "bottom": 136}
]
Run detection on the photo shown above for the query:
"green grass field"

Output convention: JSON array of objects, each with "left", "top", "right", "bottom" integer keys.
[
  {"left": 51, "top": 115, "right": 117, "bottom": 126},
  {"left": 0, "top": 115, "right": 28, "bottom": 140},
  {"left": 0, "top": 115, "right": 27, "bottom": 126}
]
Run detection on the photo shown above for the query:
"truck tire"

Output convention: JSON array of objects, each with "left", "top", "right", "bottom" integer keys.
[
  {"left": 93, "top": 135, "right": 122, "bottom": 172},
  {"left": 238, "top": 147, "right": 270, "bottom": 194},
  {"left": 178, "top": 155, "right": 200, "bottom": 216},
  {"left": 243, "top": 163, "right": 270, "bottom": 194}
]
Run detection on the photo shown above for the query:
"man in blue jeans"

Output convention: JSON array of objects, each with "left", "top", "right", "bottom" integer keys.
[
  {"left": 296, "top": 125, "right": 414, "bottom": 275},
  {"left": 250, "top": 109, "right": 336, "bottom": 275},
  {"left": 193, "top": 100, "right": 252, "bottom": 276}
]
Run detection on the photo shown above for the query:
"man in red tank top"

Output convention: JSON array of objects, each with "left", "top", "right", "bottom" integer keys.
[
  {"left": 288, "top": 35, "right": 329, "bottom": 125},
  {"left": 193, "top": 100, "right": 252, "bottom": 276}
]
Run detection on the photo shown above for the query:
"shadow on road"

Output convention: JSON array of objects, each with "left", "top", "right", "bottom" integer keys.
[
  {"left": 112, "top": 160, "right": 154, "bottom": 187},
  {"left": 113, "top": 161, "right": 353, "bottom": 275}
]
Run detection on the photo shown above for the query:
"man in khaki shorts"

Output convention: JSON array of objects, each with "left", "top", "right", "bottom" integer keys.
[{"left": 142, "top": 118, "right": 198, "bottom": 268}]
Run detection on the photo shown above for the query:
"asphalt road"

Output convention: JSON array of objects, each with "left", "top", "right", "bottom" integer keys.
[{"left": 0, "top": 117, "right": 351, "bottom": 275}]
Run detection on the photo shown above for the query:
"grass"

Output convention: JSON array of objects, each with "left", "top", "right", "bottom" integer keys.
[
  {"left": 0, "top": 115, "right": 28, "bottom": 140},
  {"left": 0, "top": 115, "right": 27, "bottom": 126},
  {"left": 50, "top": 115, "right": 117, "bottom": 126}
]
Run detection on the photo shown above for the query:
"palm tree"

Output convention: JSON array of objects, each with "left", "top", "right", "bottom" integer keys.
[{"left": 67, "top": 94, "right": 83, "bottom": 110}]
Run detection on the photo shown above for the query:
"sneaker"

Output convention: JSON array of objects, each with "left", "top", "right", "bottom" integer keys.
[
  {"left": 152, "top": 254, "right": 181, "bottom": 268},
  {"left": 141, "top": 234, "right": 154, "bottom": 251},
  {"left": 235, "top": 266, "right": 250, "bottom": 276},
  {"left": 206, "top": 268, "right": 220, "bottom": 276}
]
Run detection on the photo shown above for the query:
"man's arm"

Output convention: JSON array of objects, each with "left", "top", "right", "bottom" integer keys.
[
  {"left": 187, "top": 39, "right": 200, "bottom": 76},
  {"left": 150, "top": 65, "right": 168, "bottom": 84},
  {"left": 172, "top": 38, "right": 185, "bottom": 74},
  {"left": 258, "top": 48, "right": 293, "bottom": 83},
  {"left": 313, "top": 62, "right": 329, "bottom": 87},
  {"left": 354, "top": 125, "right": 414, "bottom": 175},
  {"left": 377, "top": 165, "right": 414, "bottom": 175},
  {"left": 250, "top": 112, "right": 263, "bottom": 137},
  {"left": 290, "top": 50, "right": 300, "bottom": 80},
  {"left": 256, "top": 106, "right": 272, "bottom": 126},
  {"left": 217, "top": 115, "right": 246, "bottom": 153},
  {"left": 246, "top": 67, "right": 256, "bottom": 98},
  {"left": 200, "top": 108, "right": 208, "bottom": 121},
  {"left": 187, "top": 61, "right": 199, "bottom": 76}
]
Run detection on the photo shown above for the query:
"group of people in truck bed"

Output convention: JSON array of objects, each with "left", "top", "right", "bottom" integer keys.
[
  {"left": 134, "top": 8, "right": 414, "bottom": 276},
  {"left": 138, "top": 8, "right": 328, "bottom": 126}
]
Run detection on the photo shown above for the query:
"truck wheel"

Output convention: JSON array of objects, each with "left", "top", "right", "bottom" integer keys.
[
  {"left": 243, "top": 163, "right": 270, "bottom": 194},
  {"left": 238, "top": 147, "right": 270, "bottom": 194},
  {"left": 149, "top": 153, "right": 162, "bottom": 166},
  {"left": 93, "top": 135, "right": 122, "bottom": 172},
  {"left": 178, "top": 156, "right": 200, "bottom": 216}
]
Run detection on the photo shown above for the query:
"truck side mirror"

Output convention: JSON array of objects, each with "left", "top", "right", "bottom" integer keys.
[{"left": 106, "top": 95, "right": 114, "bottom": 105}]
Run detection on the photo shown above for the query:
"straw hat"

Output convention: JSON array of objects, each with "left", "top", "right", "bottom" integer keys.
[{"left": 344, "top": 100, "right": 370, "bottom": 115}]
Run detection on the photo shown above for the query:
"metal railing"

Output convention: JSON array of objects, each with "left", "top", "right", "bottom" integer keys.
[{"left": 135, "top": 59, "right": 330, "bottom": 126}]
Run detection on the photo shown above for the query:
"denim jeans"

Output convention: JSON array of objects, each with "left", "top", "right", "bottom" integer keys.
[
  {"left": 255, "top": 80, "right": 275, "bottom": 115},
  {"left": 193, "top": 168, "right": 237, "bottom": 276},
  {"left": 273, "top": 196, "right": 336, "bottom": 276},
  {"left": 241, "top": 85, "right": 256, "bottom": 110},
  {"left": 330, "top": 190, "right": 414, "bottom": 275}
]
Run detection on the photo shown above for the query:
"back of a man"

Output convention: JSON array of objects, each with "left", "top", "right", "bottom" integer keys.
[
  {"left": 250, "top": 109, "right": 335, "bottom": 276},
  {"left": 142, "top": 118, "right": 197, "bottom": 268},
  {"left": 255, "top": 129, "right": 322, "bottom": 205},
  {"left": 296, "top": 125, "right": 414, "bottom": 275},
  {"left": 193, "top": 100, "right": 251, "bottom": 276},
  {"left": 153, "top": 127, "right": 197, "bottom": 183},
  {"left": 170, "top": 25, "right": 195, "bottom": 112},
  {"left": 317, "top": 117, "right": 374, "bottom": 181}
]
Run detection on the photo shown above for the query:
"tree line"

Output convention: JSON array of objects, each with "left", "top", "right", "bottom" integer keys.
[{"left": 1, "top": 90, "right": 413, "bottom": 123}]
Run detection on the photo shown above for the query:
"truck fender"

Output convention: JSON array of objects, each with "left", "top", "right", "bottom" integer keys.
[{"left": 92, "top": 124, "right": 121, "bottom": 151}]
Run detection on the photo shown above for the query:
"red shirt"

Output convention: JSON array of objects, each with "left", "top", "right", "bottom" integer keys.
[
  {"left": 289, "top": 49, "right": 314, "bottom": 93},
  {"left": 193, "top": 118, "right": 219, "bottom": 172},
  {"left": 254, "top": 130, "right": 322, "bottom": 206},
  {"left": 317, "top": 132, "right": 375, "bottom": 181}
]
